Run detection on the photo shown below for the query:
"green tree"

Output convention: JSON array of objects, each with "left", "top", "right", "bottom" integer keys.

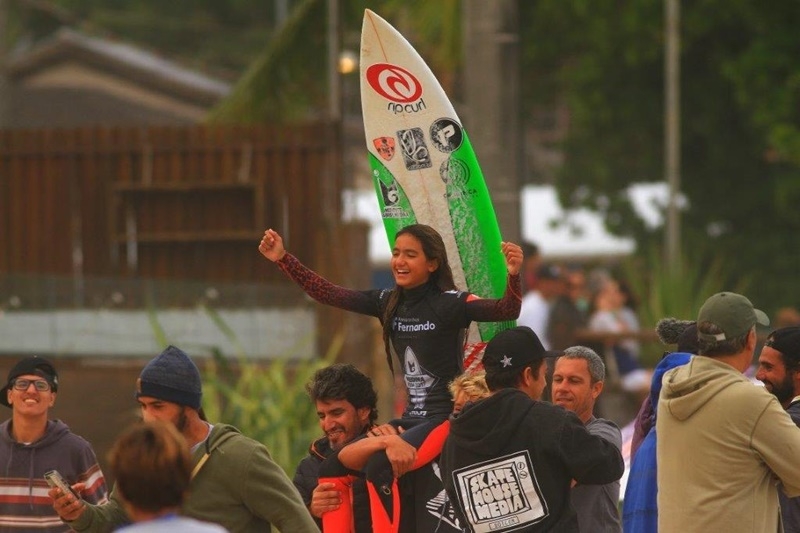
[
  {"left": 14, "top": 0, "right": 798, "bottom": 313},
  {"left": 209, "top": 0, "right": 461, "bottom": 123},
  {"left": 5, "top": 0, "right": 462, "bottom": 122},
  {"left": 5, "top": 0, "right": 296, "bottom": 74},
  {"left": 521, "top": 0, "right": 800, "bottom": 314}
]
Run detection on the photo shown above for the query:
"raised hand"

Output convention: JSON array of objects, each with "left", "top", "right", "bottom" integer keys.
[
  {"left": 259, "top": 228, "right": 287, "bottom": 262},
  {"left": 501, "top": 241, "right": 523, "bottom": 276}
]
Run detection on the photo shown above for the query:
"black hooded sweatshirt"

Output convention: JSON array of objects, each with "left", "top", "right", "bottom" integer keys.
[{"left": 439, "top": 389, "right": 623, "bottom": 533}]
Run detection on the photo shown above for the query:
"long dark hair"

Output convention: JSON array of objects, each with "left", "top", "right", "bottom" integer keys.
[{"left": 381, "top": 224, "right": 456, "bottom": 373}]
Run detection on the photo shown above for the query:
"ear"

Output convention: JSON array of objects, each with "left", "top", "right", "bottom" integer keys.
[
  {"left": 427, "top": 258, "right": 439, "bottom": 273},
  {"left": 522, "top": 365, "right": 540, "bottom": 387},
  {"left": 591, "top": 380, "right": 604, "bottom": 401},
  {"left": 534, "top": 359, "right": 548, "bottom": 385},
  {"left": 356, "top": 406, "right": 371, "bottom": 426},
  {"left": 183, "top": 405, "right": 201, "bottom": 421},
  {"left": 522, "top": 364, "right": 545, "bottom": 387},
  {"left": 746, "top": 328, "right": 758, "bottom": 351}
]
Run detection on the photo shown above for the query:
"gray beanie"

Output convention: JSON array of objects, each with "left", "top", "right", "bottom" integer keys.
[{"left": 135, "top": 345, "right": 202, "bottom": 409}]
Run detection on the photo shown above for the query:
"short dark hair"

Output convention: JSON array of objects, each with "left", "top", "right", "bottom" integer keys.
[
  {"left": 306, "top": 364, "right": 378, "bottom": 424},
  {"left": 522, "top": 241, "right": 540, "bottom": 258},
  {"left": 765, "top": 327, "right": 800, "bottom": 372},
  {"left": 697, "top": 321, "right": 751, "bottom": 356},
  {"left": 484, "top": 359, "right": 545, "bottom": 392},
  {"left": 779, "top": 351, "right": 800, "bottom": 373},
  {"left": 108, "top": 421, "right": 190, "bottom": 513}
]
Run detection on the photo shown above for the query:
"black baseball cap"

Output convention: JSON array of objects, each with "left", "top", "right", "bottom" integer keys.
[
  {"left": 764, "top": 326, "right": 800, "bottom": 366},
  {"left": 482, "top": 327, "right": 557, "bottom": 372},
  {"left": 1, "top": 356, "right": 59, "bottom": 408}
]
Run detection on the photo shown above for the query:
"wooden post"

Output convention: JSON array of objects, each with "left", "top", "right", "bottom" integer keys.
[{"left": 462, "top": 0, "right": 522, "bottom": 243}]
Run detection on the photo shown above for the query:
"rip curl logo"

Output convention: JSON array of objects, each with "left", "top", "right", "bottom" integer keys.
[
  {"left": 453, "top": 451, "right": 548, "bottom": 533},
  {"left": 366, "top": 63, "right": 423, "bottom": 103}
]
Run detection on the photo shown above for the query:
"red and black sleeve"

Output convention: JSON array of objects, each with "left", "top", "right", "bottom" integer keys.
[
  {"left": 464, "top": 272, "right": 522, "bottom": 322},
  {"left": 276, "top": 253, "right": 382, "bottom": 317}
]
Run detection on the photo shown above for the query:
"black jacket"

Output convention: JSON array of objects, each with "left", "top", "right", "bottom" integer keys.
[
  {"left": 440, "top": 389, "right": 624, "bottom": 533},
  {"left": 293, "top": 434, "right": 372, "bottom": 533}
]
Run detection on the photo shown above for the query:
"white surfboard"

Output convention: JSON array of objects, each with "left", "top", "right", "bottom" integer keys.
[{"left": 360, "top": 9, "right": 514, "bottom": 357}]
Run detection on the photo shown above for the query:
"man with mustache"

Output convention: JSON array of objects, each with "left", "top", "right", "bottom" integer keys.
[
  {"left": 756, "top": 326, "right": 800, "bottom": 532},
  {"left": 551, "top": 346, "right": 622, "bottom": 533},
  {"left": 293, "top": 364, "right": 379, "bottom": 532}
]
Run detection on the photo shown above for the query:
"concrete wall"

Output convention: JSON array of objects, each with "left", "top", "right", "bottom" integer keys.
[
  {"left": 0, "top": 308, "right": 316, "bottom": 359},
  {"left": 0, "top": 306, "right": 317, "bottom": 484}
]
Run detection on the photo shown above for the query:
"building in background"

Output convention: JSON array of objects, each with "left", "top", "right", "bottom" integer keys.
[{"left": 1, "top": 28, "right": 230, "bottom": 129}]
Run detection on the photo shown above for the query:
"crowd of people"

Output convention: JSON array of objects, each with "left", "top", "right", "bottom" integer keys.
[
  {"left": 2, "top": 224, "right": 800, "bottom": 532},
  {"left": 517, "top": 243, "right": 654, "bottom": 407}
]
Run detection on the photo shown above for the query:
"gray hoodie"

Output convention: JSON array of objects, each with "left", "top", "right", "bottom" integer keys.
[{"left": 0, "top": 419, "right": 107, "bottom": 532}]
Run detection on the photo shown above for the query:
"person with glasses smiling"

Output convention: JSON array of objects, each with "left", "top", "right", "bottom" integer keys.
[{"left": 0, "top": 355, "right": 108, "bottom": 532}]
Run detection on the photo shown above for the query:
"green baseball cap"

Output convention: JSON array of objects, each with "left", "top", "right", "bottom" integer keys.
[{"left": 697, "top": 292, "right": 769, "bottom": 342}]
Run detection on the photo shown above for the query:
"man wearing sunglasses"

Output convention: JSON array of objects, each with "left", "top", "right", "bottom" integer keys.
[{"left": 0, "top": 355, "right": 108, "bottom": 531}]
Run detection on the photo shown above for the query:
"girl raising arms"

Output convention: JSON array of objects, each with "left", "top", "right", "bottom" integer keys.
[{"left": 260, "top": 224, "right": 522, "bottom": 530}]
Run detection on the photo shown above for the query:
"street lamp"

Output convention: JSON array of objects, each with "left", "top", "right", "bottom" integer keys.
[{"left": 338, "top": 50, "right": 358, "bottom": 75}]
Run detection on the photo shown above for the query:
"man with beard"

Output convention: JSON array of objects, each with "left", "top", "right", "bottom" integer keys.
[
  {"left": 551, "top": 346, "right": 622, "bottom": 532},
  {"left": 293, "top": 364, "right": 378, "bottom": 532},
  {"left": 658, "top": 292, "right": 800, "bottom": 532},
  {"left": 756, "top": 326, "right": 800, "bottom": 531},
  {"left": 50, "top": 345, "right": 318, "bottom": 533}
]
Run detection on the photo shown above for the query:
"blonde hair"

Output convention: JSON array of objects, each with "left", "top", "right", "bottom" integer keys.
[{"left": 449, "top": 371, "right": 490, "bottom": 402}]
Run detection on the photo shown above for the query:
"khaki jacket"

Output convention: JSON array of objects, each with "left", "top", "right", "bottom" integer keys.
[{"left": 657, "top": 356, "right": 800, "bottom": 532}]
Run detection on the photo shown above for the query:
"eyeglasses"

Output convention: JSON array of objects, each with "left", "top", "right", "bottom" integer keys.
[{"left": 11, "top": 379, "right": 51, "bottom": 392}]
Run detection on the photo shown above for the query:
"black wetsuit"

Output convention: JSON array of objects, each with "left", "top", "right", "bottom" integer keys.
[
  {"left": 277, "top": 253, "right": 521, "bottom": 419},
  {"left": 277, "top": 253, "right": 521, "bottom": 532}
]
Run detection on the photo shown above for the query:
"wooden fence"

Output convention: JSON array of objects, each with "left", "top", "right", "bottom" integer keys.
[{"left": 0, "top": 123, "right": 344, "bottom": 288}]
